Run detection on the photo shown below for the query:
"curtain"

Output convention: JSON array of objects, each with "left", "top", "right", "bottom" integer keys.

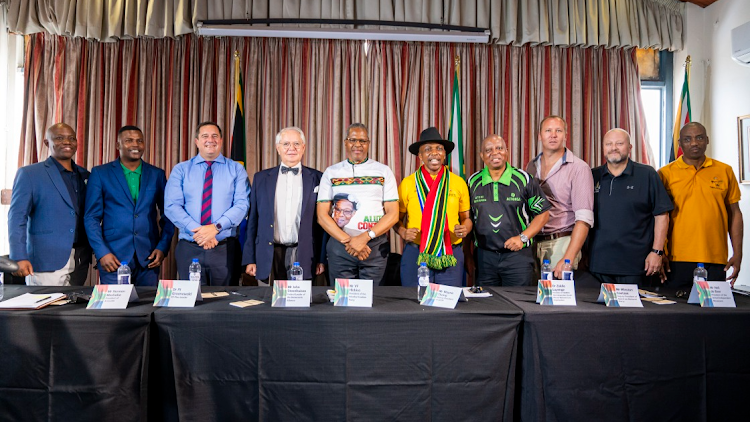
[
  {"left": 5, "top": 0, "right": 685, "bottom": 50},
  {"left": 19, "top": 33, "right": 649, "bottom": 277}
]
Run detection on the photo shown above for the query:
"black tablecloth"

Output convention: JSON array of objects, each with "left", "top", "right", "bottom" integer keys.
[
  {"left": 497, "top": 286, "right": 750, "bottom": 422},
  {"left": 0, "top": 286, "right": 155, "bottom": 422},
  {"left": 152, "top": 286, "right": 523, "bottom": 422}
]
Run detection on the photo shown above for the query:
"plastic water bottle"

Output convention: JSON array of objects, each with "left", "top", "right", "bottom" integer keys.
[
  {"left": 693, "top": 263, "right": 708, "bottom": 283},
  {"left": 117, "top": 261, "right": 131, "bottom": 284},
  {"left": 562, "top": 259, "right": 573, "bottom": 280},
  {"left": 189, "top": 259, "right": 201, "bottom": 283},
  {"left": 290, "top": 262, "right": 303, "bottom": 281},
  {"left": 417, "top": 263, "right": 430, "bottom": 301},
  {"left": 541, "top": 259, "right": 553, "bottom": 280}
]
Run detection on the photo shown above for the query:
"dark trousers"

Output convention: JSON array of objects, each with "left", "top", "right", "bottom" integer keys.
[
  {"left": 266, "top": 244, "right": 298, "bottom": 283},
  {"left": 476, "top": 247, "right": 535, "bottom": 287},
  {"left": 175, "top": 238, "right": 240, "bottom": 286},
  {"left": 326, "top": 235, "right": 389, "bottom": 286},
  {"left": 99, "top": 254, "right": 159, "bottom": 286},
  {"left": 400, "top": 242, "right": 465, "bottom": 287},
  {"left": 70, "top": 246, "right": 93, "bottom": 286},
  {"left": 667, "top": 261, "right": 726, "bottom": 289}
]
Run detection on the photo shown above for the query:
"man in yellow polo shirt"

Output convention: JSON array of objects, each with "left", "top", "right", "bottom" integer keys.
[
  {"left": 396, "top": 127, "right": 472, "bottom": 287},
  {"left": 658, "top": 122, "right": 743, "bottom": 287}
]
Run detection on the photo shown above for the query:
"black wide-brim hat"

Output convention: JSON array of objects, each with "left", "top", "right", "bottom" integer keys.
[{"left": 408, "top": 126, "right": 455, "bottom": 155}]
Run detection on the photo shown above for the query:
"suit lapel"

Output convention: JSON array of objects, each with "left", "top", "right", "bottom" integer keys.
[
  {"left": 300, "top": 166, "right": 315, "bottom": 213},
  {"left": 44, "top": 157, "right": 75, "bottom": 209},
  {"left": 138, "top": 162, "right": 153, "bottom": 210},
  {"left": 266, "top": 166, "right": 280, "bottom": 204},
  {"left": 111, "top": 160, "right": 136, "bottom": 207}
]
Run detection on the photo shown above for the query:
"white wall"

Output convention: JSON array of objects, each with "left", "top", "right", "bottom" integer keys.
[{"left": 676, "top": 0, "right": 750, "bottom": 286}]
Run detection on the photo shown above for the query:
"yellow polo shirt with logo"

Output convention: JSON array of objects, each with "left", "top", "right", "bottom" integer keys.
[
  {"left": 398, "top": 171, "right": 470, "bottom": 245},
  {"left": 658, "top": 156, "right": 740, "bottom": 264}
]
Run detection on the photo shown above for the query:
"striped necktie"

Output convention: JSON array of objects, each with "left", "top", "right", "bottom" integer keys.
[{"left": 201, "top": 161, "right": 214, "bottom": 225}]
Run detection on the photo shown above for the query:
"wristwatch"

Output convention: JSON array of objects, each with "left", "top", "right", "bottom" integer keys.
[
  {"left": 214, "top": 223, "right": 223, "bottom": 232},
  {"left": 367, "top": 229, "right": 377, "bottom": 239},
  {"left": 651, "top": 249, "right": 664, "bottom": 256},
  {"left": 519, "top": 233, "right": 529, "bottom": 243}
]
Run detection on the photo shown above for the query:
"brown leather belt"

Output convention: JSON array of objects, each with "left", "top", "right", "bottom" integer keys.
[{"left": 536, "top": 231, "right": 573, "bottom": 242}]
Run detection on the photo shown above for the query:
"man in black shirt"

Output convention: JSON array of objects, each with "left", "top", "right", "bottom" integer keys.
[
  {"left": 588, "top": 128, "right": 673, "bottom": 286},
  {"left": 469, "top": 135, "right": 551, "bottom": 286}
]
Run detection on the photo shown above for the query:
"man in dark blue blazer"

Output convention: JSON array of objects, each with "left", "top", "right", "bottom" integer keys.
[
  {"left": 9, "top": 123, "right": 92, "bottom": 286},
  {"left": 243, "top": 127, "right": 325, "bottom": 283},
  {"left": 84, "top": 126, "right": 175, "bottom": 286}
]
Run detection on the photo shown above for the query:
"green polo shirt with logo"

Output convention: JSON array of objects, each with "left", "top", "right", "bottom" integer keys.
[
  {"left": 121, "top": 160, "right": 142, "bottom": 202},
  {"left": 468, "top": 163, "right": 551, "bottom": 251}
]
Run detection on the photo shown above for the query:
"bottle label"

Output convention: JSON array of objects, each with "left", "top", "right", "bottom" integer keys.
[
  {"left": 562, "top": 271, "right": 574, "bottom": 281},
  {"left": 694, "top": 276, "right": 706, "bottom": 282},
  {"left": 418, "top": 276, "right": 429, "bottom": 287},
  {"left": 118, "top": 274, "right": 130, "bottom": 285},
  {"left": 541, "top": 271, "right": 553, "bottom": 280},
  {"left": 189, "top": 273, "right": 201, "bottom": 282}
]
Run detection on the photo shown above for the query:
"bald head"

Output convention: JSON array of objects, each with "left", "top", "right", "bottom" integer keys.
[
  {"left": 480, "top": 134, "right": 508, "bottom": 171},
  {"left": 679, "top": 122, "right": 709, "bottom": 161},
  {"left": 602, "top": 128, "right": 631, "bottom": 166},
  {"left": 44, "top": 123, "right": 78, "bottom": 162}
]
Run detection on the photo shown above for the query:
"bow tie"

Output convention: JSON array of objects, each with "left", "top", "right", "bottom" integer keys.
[{"left": 281, "top": 166, "right": 299, "bottom": 175}]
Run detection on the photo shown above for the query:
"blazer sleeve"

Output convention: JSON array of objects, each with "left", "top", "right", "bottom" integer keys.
[
  {"left": 83, "top": 168, "right": 111, "bottom": 260},
  {"left": 8, "top": 167, "right": 32, "bottom": 261},
  {"left": 242, "top": 172, "right": 260, "bottom": 266}
]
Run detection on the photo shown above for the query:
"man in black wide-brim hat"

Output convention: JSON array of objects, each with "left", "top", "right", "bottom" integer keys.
[{"left": 394, "top": 126, "right": 473, "bottom": 287}]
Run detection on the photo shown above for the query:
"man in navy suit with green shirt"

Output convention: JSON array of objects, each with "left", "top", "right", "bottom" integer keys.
[{"left": 84, "top": 125, "right": 175, "bottom": 286}]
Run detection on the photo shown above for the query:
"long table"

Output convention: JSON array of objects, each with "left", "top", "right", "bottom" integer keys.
[
  {"left": 0, "top": 286, "right": 155, "bottom": 422},
  {"left": 151, "top": 286, "right": 523, "bottom": 422},
  {"left": 497, "top": 286, "right": 750, "bottom": 422}
]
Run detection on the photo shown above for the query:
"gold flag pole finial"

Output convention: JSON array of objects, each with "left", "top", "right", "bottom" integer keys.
[
  {"left": 685, "top": 55, "right": 691, "bottom": 67},
  {"left": 454, "top": 54, "right": 460, "bottom": 68}
]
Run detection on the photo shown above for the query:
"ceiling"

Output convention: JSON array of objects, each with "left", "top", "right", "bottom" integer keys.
[{"left": 679, "top": 0, "right": 720, "bottom": 8}]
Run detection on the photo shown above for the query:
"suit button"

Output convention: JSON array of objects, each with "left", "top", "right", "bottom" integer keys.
[
  {"left": 69, "top": 229, "right": 74, "bottom": 233},
  {"left": 270, "top": 224, "right": 273, "bottom": 228},
  {"left": 134, "top": 214, "right": 139, "bottom": 218},
  {"left": 134, "top": 232, "right": 138, "bottom": 235},
  {"left": 70, "top": 211, "right": 74, "bottom": 215},
  {"left": 268, "top": 242, "right": 272, "bottom": 245}
]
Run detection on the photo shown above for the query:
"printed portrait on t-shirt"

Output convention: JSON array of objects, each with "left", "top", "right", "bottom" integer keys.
[{"left": 332, "top": 193, "right": 358, "bottom": 228}]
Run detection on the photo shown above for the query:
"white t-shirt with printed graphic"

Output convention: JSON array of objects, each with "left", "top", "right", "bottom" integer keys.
[{"left": 317, "top": 158, "right": 399, "bottom": 237}]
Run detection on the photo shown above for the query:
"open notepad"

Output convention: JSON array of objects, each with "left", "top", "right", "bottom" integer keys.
[{"left": 0, "top": 293, "right": 67, "bottom": 309}]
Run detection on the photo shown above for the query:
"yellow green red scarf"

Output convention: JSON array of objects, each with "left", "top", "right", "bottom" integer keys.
[{"left": 416, "top": 165, "right": 456, "bottom": 270}]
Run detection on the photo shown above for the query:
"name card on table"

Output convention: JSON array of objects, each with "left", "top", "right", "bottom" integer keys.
[
  {"left": 334, "top": 279, "right": 373, "bottom": 307},
  {"left": 87, "top": 284, "right": 139, "bottom": 309},
  {"left": 688, "top": 281, "right": 736, "bottom": 308},
  {"left": 596, "top": 283, "right": 643, "bottom": 307},
  {"left": 272, "top": 280, "right": 312, "bottom": 307},
  {"left": 153, "top": 280, "right": 202, "bottom": 307},
  {"left": 536, "top": 280, "right": 577, "bottom": 306},
  {"left": 420, "top": 283, "right": 462, "bottom": 309}
]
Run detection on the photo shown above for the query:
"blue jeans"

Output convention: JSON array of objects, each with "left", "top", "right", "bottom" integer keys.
[{"left": 400, "top": 242, "right": 464, "bottom": 287}]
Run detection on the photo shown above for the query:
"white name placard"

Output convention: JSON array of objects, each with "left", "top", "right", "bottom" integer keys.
[
  {"left": 420, "top": 283, "right": 462, "bottom": 309},
  {"left": 272, "top": 280, "right": 312, "bottom": 307},
  {"left": 334, "top": 279, "right": 373, "bottom": 307},
  {"left": 596, "top": 283, "right": 643, "bottom": 307},
  {"left": 87, "top": 284, "right": 139, "bottom": 309},
  {"left": 688, "top": 280, "right": 736, "bottom": 308},
  {"left": 537, "top": 280, "right": 577, "bottom": 306},
  {"left": 153, "top": 280, "right": 201, "bottom": 307}
]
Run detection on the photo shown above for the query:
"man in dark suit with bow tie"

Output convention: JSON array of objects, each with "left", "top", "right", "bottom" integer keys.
[
  {"left": 9, "top": 123, "right": 92, "bottom": 285},
  {"left": 84, "top": 125, "right": 175, "bottom": 286},
  {"left": 242, "top": 127, "right": 325, "bottom": 283}
]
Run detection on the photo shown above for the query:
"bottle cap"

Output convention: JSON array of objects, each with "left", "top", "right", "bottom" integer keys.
[
  {"left": 420, "top": 262, "right": 427, "bottom": 267},
  {"left": 698, "top": 263, "right": 705, "bottom": 268},
  {"left": 293, "top": 262, "right": 300, "bottom": 266},
  {"left": 564, "top": 259, "right": 571, "bottom": 264},
  {"left": 192, "top": 258, "right": 199, "bottom": 263},
  {"left": 543, "top": 259, "right": 550, "bottom": 264},
  {"left": 121, "top": 261, "right": 128, "bottom": 266}
]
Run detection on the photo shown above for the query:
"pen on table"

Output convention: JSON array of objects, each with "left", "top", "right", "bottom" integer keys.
[
  {"left": 228, "top": 291, "right": 247, "bottom": 297},
  {"left": 34, "top": 295, "right": 52, "bottom": 303}
]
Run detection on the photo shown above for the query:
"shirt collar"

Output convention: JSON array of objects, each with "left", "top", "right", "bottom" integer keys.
[
  {"left": 602, "top": 158, "right": 634, "bottom": 177},
  {"left": 675, "top": 155, "right": 713, "bottom": 169},
  {"left": 347, "top": 157, "right": 369, "bottom": 165},
  {"left": 51, "top": 157, "right": 78, "bottom": 174},
  {"left": 120, "top": 160, "right": 142, "bottom": 175},
  {"left": 480, "top": 162, "right": 513, "bottom": 186},
  {"left": 194, "top": 154, "right": 226, "bottom": 164}
]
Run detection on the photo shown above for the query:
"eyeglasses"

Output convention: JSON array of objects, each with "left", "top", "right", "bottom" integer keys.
[
  {"left": 332, "top": 205, "right": 354, "bottom": 217},
  {"left": 280, "top": 142, "right": 303, "bottom": 151},
  {"left": 346, "top": 138, "right": 370, "bottom": 145},
  {"left": 52, "top": 136, "right": 77, "bottom": 144}
]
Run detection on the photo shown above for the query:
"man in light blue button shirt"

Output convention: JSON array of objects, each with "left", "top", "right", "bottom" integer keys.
[{"left": 165, "top": 122, "right": 250, "bottom": 285}]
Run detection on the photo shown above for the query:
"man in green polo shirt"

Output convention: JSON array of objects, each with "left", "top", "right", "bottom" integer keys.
[
  {"left": 469, "top": 134, "right": 551, "bottom": 286},
  {"left": 84, "top": 125, "right": 175, "bottom": 285}
]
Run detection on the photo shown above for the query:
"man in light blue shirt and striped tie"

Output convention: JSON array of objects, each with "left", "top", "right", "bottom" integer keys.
[{"left": 165, "top": 121, "right": 250, "bottom": 285}]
